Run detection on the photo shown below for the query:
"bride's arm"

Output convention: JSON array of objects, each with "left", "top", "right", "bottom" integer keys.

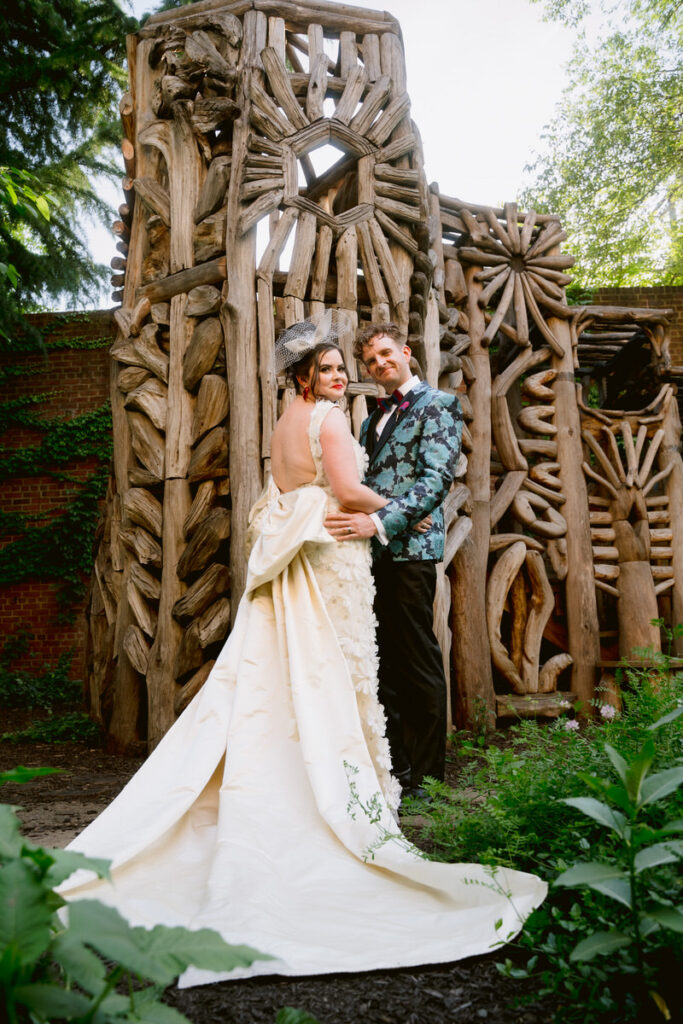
[{"left": 320, "top": 407, "right": 388, "bottom": 513}]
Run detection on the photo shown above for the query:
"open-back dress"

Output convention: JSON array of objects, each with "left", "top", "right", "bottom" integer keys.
[{"left": 60, "top": 400, "right": 546, "bottom": 986}]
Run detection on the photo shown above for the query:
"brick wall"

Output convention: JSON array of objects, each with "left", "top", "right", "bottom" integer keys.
[
  {"left": 0, "top": 311, "right": 114, "bottom": 682},
  {"left": 592, "top": 285, "right": 683, "bottom": 367}
]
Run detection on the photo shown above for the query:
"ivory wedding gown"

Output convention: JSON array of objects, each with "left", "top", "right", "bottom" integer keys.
[{"left": 60, "top": 401, "right": 546, "bottom": 986}]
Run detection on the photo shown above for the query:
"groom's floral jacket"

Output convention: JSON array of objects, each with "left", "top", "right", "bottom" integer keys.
[{"left": 360, "top": 380, "right": 463, "bottom": 562}]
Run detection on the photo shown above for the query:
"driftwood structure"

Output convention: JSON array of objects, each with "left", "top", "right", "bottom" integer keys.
[{"left": 88, "top": 0, "right": 681, "bottom": 751}]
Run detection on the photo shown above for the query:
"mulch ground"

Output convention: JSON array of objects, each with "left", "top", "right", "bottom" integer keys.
[{"left": 0, "top": 717, "right": 556, "bottom": 1024}]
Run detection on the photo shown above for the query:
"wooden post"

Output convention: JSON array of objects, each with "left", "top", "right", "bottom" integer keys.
[
  {"left": 223, "top": 9, "right": 265, "bottom": 614},
  {"left": 660, "top": 399, "right": 683, "bottom": 654},
  {"left": 550, "top": 316, "right": 600, "bottom": 705},
  {"left": 450, "top": 265, "right": 496, "bottom": 730}
]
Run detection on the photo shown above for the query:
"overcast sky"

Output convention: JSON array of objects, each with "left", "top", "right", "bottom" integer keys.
[{"left": 85, "top": 0, "right": 576, "bottom": 303}]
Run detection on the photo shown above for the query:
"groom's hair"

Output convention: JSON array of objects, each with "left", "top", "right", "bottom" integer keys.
[{"left": 353, "top": 322, "right": 404, "bottom": 362}]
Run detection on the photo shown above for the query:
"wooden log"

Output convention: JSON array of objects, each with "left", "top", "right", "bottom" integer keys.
[
  {"left": 522, "top": 550, "right": 556, "bottom": 692},
  {"left": 134, "top": 323, "right": 170, "bottom": 382},
  {"left": 374, "top": 207, "right": 417, "bottom": 254},
  {"left": 173, "top": 562, "right": 231, "bottom": 621},
  {"left": 130, "top": 561, "right": 161, "bottom": 602},
  {"left": 192, "top": 96, "right": 240, "bottom": 134},
  {"left": 127, "top": 579, "right": 157, "bottom": 638},
  {"left": 175, "top": 660, "right": 215, "bottom": 715},
  {"left": 185, "top": 285, "right": 222, "bottom": 318},
  {"left": 127, "top": 411, "right": 165, "bottom": 480},
  {"left": 123, "top": 487, "right": 163, "bottom": 536},
  {"left": 133, "top": 177, "right": 171, "bottom": 226},
  {"left": 285, "top": 210, "right": 317, "bottom": 297},
  {"left": 183, "top": 316, "right": 224, "bottom": 391},
  {"left": 357, "top": 220, "right": 389, "bottom": 313},
  {"left": 121, "top": 137, "right": 135, "bottom": 179},
  {"left": 117, "top": 366, "right": 150, "bottom": 393},
  {"left": 361, "top": 33, "right": 381, "bottom": 80},
  {"left": 333, "top": 66, "right": 367, "bottom": 125},
  {"left": 123, "top": 624, "right": 150, "bottom": 676},
  {"left": 188, "top": 426, "right": 229, "bottom": 480},
  {"left": 450, "top": 263, "right": 497, "bottom": 729},
  {"left": 173, "top": 621, "right": 204, "bottom": 680},
  {"left": 119, "top": 525, "right": 162, "bottom": 568},
  {"left": 238, "top": 188, "right": 284, "bottom": 235},
  {"left": 487, "top": 541, "right": 527, "bottom": 694},
  {"left": 306, "top": 52, "right": 328, "bottom": 121},
  {"left": 124, "top": 377, "right": 168, "bottom": 431},
  {"left": 192, "top": 374, "right": 229, "bottom": 442},
  {"left": 194, "top": 156, "right": 232, "bottom": 224},
  {"left": 137, "top": 256, "right": 227, "bottom": 305},
  {"left": 197, "top": 596, "right": 231, "bottom": 647},
  {"left": 177, "top": 507, "right": 231, "bottom": 579},
  {"left": 194, "top": 206, "right": 227, "bottom": 264},
  {"left": 261, "top": 47, "right": 308, "bottom": 129},
  {"left": 349, "top": 74, "right": 391, "bottom": 135},
  {"left": 183, "top": 480, "right": 216, "bottom": 538}
]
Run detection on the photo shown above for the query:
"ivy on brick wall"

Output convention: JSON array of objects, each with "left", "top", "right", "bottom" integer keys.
[{"left": 0, "top": 323, "right": 113, "bottom": 621}]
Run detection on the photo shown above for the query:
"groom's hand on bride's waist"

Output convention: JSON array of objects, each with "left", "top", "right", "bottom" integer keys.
[{"left": 324, "top": 511, "right": 377, "bottom": 541}]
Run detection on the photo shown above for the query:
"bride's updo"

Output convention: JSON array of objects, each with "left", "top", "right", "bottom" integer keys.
[{"left": 274, "top": 311, "right": 346, "bottom": 398}]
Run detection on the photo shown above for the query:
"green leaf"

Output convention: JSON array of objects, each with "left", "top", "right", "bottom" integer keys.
[
  {"left": 69, "top": 901, "right": 268, "bottom": 986},
  {"left": 0, "top": 859, "right": 52, "bottom": 965},
  {"left": 45, "top": 848, "right": 111, "bottom": 886},
  {"left": 569, "top": 930, "right": 631, "bottom": 962},
  {"left": 13, "top": 982, "right": 91, "bottom": 1019},
  {"left": 640, "top": 765, "right": 683, "bottom": 807},
  {"left": 634, "top": 840, "right": 683, "bottom": 873},
  {"left": 35, "top": 196, "right": 50, "bottom": 221},
  {"left": 659, "top": 819, "right": 683, "bottom": 835},
  {"left": 555, "top": 861, "right": 632, "bottom": 906},
  {"left": 647, "top": 906, "right": 683, "bottom": 934},
  {"left": 555, "top": 861, "right": 625, "bottom": 887},
  {"left": 561, "top": 797, "right": 626, "bottom": 834},
  {"left": 276, "top": 1010, "right": 324, "bottom": 1024},
  {"left": 0, "top": 804, "right": 23, "bottom": 859},
  {"left": 648, "top": 705, "right": 683, "bottom": 730},
  {"left": 50, "top": 931, "right": 106, "bottom": 994},
  {"left": 604, "top": 743, "right": 628, "bottom": 787},
  {"left": 0, "top": 767, "right": 62, "bottom": 786},
  {"left": 624, "top": 738, "right": 655, "bottom": 804},
  {"left": 6, "top": 181, "right": 17, "bottom": 204},
  {"left": 125, "top": 987, "right": 192, "bottom": 1024}
]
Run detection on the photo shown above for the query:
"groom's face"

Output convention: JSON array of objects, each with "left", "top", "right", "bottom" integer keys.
[{"left": 361, "top": 334, "right": 412, "bottom": 392}]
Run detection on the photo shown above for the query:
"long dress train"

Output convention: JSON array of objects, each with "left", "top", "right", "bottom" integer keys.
[{"left": 60, "top": 401, "right": 546, "bottom": 986}]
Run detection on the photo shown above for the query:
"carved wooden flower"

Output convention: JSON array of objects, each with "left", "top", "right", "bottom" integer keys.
[{"left": 456, "top": 203, "right": 575, "bottom": 354}]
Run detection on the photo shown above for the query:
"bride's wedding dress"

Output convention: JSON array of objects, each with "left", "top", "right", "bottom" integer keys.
[{"left": 60, "top": 401, "right": 546, "bottom": 986}]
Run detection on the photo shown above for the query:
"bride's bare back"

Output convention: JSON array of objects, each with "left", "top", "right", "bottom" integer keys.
[{"left": 270, "top": 400, "right": 317, "bottom": 493}]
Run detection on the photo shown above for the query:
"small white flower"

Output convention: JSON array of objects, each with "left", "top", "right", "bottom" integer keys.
[
  {"left": 563, "top": 719, "right": 580, "bottom": 732},
  {"left": 559, "top": 700, "right": 571, "bottom": 709},
  {"left": 600, "top": 704, "right": 617, "bottom": 720}
]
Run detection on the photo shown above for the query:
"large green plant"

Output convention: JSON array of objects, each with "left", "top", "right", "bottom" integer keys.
[
  {"left": 0, "top": 1, "right": 137, "bottom": 342},
  {"left": 554, "top": 707, "right": 683, "bottom": 1019},
  {"left": 523, "top": 0, "right": 683, "bottom": 286},
  {"left": 0, "top": 767, "right": 266, "bottom": 1023}
]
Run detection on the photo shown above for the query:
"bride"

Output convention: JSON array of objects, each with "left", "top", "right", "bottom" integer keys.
[{"left": 60, "top": 315, "right": 546, "bottom": 986}]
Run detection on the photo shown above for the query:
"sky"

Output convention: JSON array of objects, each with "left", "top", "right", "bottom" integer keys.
[{"left": 86, "top": 0, "right": 576, "bottom": 304}]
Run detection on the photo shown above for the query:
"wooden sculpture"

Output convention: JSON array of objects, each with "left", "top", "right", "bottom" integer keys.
[{"left": 89, "top": 0, "right": 680, "bottom": 751}]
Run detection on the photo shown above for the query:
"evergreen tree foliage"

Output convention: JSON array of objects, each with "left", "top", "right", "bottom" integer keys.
[
  {"left": 523, "top": 0, "right": 683, "bottom": 286},
  {"left": 0, "top": 0, "right": 138, "bottom": 346}
]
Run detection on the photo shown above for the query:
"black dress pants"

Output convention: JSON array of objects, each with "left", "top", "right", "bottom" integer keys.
[{"left": 373, "top": 553, "right": 447, "bottom": 789}]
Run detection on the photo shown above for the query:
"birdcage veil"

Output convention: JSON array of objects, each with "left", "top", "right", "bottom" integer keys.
[{"left": 273, "top": 309, "right": 344, "bottom": 374}]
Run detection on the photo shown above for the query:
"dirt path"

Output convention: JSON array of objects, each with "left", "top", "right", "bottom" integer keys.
[{"left": 0, "top": 735, "right": 554, "bottom": 1024}]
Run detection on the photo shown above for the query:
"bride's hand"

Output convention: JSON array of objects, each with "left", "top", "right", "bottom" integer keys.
[{"left": 413, "top": 514, "right": 432, "bottom": 534}]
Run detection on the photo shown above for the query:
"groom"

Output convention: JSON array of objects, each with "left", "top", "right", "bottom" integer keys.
[{"left": 325, "top": 323, "right": 463, "bottom": 797}]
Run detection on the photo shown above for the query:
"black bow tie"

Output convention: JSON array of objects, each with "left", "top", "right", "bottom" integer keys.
[{"left": 377, "top": 389, "right": 404, "bottom": 413}]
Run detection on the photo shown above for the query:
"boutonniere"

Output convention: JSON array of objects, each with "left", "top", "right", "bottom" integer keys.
[{"left": 396, "top": 398, "right": 411, "bottom": 417}]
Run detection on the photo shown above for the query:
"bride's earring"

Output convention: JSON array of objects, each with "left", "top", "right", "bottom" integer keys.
[{"left": 303, "top": 386, "right": 310, "bottom": 401}]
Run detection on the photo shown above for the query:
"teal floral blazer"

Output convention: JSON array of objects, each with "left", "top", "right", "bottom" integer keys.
[{"left": 360, "top": 381, "right": 463, "bottom": 562}]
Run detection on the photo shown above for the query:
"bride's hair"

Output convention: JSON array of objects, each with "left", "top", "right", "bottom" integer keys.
[{"left": 289, "top": 344, "right": 346, "bottom": 397}]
